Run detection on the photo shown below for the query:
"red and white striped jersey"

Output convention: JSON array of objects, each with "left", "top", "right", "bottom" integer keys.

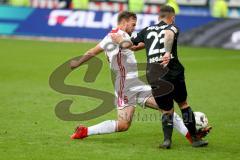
[{"left": 99, "top": 28, "right": 138, "bottom": 79}]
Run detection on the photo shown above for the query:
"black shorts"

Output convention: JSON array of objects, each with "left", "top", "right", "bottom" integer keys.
[{"left": 151, "top": 73, "right": 188, "bottom": 111}]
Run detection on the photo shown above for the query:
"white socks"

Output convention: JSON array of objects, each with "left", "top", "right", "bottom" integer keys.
[
  {"left": 173, "top": 112, "right": 188, "bottom": 136},
  {"left": 88, "top": 120, "right": 117, "bottom": 136},
  {"left": 87, "top": 114, "right": 188, "bottom": 137}
]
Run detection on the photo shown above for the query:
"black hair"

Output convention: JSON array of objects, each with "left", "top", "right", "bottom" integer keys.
[{"left": 159, "top": 5, "right": 175, "bottom": 18}]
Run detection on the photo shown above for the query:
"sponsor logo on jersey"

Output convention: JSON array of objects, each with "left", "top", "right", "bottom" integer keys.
[{"left": 149, "top": 54, "right": 174, "bottom": 63}]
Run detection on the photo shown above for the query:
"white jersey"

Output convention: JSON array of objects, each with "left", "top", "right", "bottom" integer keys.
[
  {"left": 99, "top": 28, "right": 138, "bottom": 79},
  {"left": 99, "top": 28, "right": 152, "bottom": 109}
]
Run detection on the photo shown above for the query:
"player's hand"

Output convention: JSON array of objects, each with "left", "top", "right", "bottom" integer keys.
[
  {"left": 70, "top": 60, "right": 80, "bottom": 69},
  {"left": 131, "top": 43, "right": 145, "bottom": 51},
  {"left": 160, "top": 52, "right": 171, "bottom": 67},
  {"left": 131, "top": 45, "right": 138, "bottom": 51},
  {"left": 110, "top": 33, "right": 123, "bottom": 44}
]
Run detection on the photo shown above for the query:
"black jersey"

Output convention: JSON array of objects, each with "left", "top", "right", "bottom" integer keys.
[{"left": 131, "top": 21, "right": 184, "bottom": 79}]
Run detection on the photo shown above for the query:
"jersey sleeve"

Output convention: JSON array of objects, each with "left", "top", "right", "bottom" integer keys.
[
  {"left": 165, "top": 25, "right": 179, "bottom": 35},
  {"left": 131, "top": 28, "right": 146, "bottom": 45},
  {"left": 99, "top": 34, "right": 111, "bottom": 49},
  {"left": 122, "top": 32, "right": 131, "bottom": 41}
]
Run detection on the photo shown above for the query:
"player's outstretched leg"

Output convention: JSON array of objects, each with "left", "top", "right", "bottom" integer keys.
[
  {"left": 172, "top": 112, "right": 192, "bottom": 144},
  {"left": 179, "top": 101, "right": 208, "bottom": 147},
  {"left": 71, "top": 106, "right": 135, "bottom": 139},
  {"left": 71, "top": 120, "right": 117, "bottom": 139}
]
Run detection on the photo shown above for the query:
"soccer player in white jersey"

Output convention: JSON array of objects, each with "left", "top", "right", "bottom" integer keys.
[{"left": 70, "top": 11, "right": 192, "bottom": 144}]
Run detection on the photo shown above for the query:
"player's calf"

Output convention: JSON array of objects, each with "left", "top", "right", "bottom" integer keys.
[
  {"left": 117, "top": 120, "right": 131, "bottom": 132},
  {"left": 180, "top": 106, "right": 208, "bottom": 147},
  {"left": 160, "top": 112, "right": 174, "bottom": 149}
]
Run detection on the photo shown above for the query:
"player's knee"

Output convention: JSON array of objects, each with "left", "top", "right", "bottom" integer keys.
[
  {"left": 145, "top": 97, "right": 159, "bottom": 110},
  {"left": 162, "top": 108, "right": 174, "bottom": 114},
  {"left": 178, "top": 101, "right": 189, "bottom": 109},
  {"left": 117, "top": 121, "right": 131, "bottom": 132}
]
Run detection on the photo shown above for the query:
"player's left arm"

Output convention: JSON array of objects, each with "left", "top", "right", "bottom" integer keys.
[
  {"left": 111, "top": 28, "right": 146, "bottom": 51},
  {"left": 110, "top": 33, "right": 133, "bottom": 49},
  {"left": 131, "top": 42, "right": 145, "bottom": 51},
  {"left": 111, "top": 33, "right": 145, "bottom": 51}
]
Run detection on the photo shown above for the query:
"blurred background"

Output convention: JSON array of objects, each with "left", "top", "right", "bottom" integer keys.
[
  {"left": 0, "top": 0, "right": 239, "bottom": 49},
  {"left": 0, "top": 0, "right": 238, "bottom": 17}
]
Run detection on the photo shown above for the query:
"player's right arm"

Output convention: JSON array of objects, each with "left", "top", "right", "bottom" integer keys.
[
  {"left": 70, "top": 44, "right": 103, "bottom": 69},
  {"left": 131, "top": 42, "right": 145, "bottom": 51},
  {"left": 110, "top": 33, "right": 133, "bottom": 49},
  {"left": 110, "top": 28, "right": 146, "bottom": 51},
  {"left": 110, "top": 35, "right": 145, "bottom": 51}
]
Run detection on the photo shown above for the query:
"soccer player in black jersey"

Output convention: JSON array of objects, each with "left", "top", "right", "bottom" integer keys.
[{"left": 111, "top": 5, "right": 209, "bottom": 149}]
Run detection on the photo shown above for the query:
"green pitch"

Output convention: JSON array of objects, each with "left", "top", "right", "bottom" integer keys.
[{"left": 0, "top": 38, "right": 240, "bottom": 160}]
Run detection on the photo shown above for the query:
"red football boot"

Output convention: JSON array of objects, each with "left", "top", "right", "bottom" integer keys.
[
  {"left": 185, "top": 132, "right": 193, "bottom": 144},
  {"left": 196, "top": 126, "right": 212, "bottom": 139},
  {"left": 71, "top": 125, "right": 88, "bottom": 139}
]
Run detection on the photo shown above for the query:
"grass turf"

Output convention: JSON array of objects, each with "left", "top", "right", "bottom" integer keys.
[{"left": 0, "top": 38, "right": 240, "bottom": 160}]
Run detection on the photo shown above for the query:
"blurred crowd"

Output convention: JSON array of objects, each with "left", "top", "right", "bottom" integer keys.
[{"left": 0, "top": 0, "right": 237, "bottom": 18}]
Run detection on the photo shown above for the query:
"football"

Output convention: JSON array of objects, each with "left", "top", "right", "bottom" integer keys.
[{"left": 194, "top": 112, "right": 209, "bottom": 130}]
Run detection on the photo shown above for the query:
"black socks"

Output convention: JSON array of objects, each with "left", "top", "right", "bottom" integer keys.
[
  {"left": 162, "top": 113, "right": 173, "bottom": 141},
  {"left": 181, "top": 107, "right": 197, "bottom": 137}
]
